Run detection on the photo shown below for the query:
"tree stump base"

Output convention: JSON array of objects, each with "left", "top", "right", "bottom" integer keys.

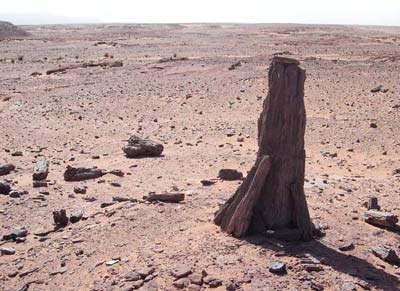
[{"left": 214, "top": 56, "right": 313, "bottom": 241}]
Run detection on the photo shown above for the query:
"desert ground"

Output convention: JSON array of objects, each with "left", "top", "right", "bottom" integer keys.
[{"left": 1, "top": 23, "right": 400, "bottom": 291}]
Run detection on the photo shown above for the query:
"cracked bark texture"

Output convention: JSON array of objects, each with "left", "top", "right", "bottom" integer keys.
[{"left": 215, "top": 56, "right": 313, "bottom": 241}]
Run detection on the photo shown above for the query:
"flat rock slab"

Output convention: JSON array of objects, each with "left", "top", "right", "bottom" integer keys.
[
  {"left": 122, "top": 135, "right": 164, "bottom": 158},
  {"left": 0, "top": 164, "right": 15, "bottom": 176},
  {"left": 64, "top": 166, "right": 106, "bottom": 181},
  {"left": 33, "top": 160, "right": 49, "bottom": 180},
  {"left": 364, "top": 209, "right": 398, "bottom": 229},
  {"left": 144, "top": 192, "right": 185, "bottom": 203}
]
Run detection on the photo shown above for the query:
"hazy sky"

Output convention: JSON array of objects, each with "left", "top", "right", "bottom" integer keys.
[{"left": 2, "top": 0, "right": 400, "bottom": 25}]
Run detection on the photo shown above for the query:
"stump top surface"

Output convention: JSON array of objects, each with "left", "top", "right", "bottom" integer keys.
[{"left": 272, "top": 56, "right": 300, "bottom": 65}]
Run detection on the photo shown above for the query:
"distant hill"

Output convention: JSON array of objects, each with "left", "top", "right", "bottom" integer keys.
[{"left": 0, "top": 21, "right": 29, "bottom": 40}]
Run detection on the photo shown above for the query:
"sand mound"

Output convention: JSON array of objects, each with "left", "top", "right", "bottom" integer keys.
[{"left": 0, "top": 21, "right": 29, "bottom": 40}]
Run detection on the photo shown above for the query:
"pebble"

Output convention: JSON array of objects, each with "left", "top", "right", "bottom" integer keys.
[
  {"left": 170, "top": 264, "right": 192, "bottom": 279},
  {"left": 125, "top": 271, "right": 142, "bottom": 281},
  {"left": 70, "top": 210, "right": 84, "bottom": 223},
  {"left": 338, "top": 242, "right": 355, "bottom": 251},
  {"left": 0, "top": 246, "right": 16, "bottom": 255},
  {"left": 74, "top": 186, "right": 87, "bottom": 194},
  {"left": 173, "top": 278, "right": 190, "bottom": 289},
  {"left": 268, "top": 261, "right": 286, "bottom": 274},
  {"left": 105, "top": 259, "right": 119, "bottom": 266}
]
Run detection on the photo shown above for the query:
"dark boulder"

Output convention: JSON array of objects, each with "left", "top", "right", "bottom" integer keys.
[{"left": 122, "top": 136, "right": 164, "bottom": 158}]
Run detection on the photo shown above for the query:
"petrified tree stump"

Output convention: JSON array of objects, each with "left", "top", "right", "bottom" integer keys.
[{"left": 214, "top": 56, "right": 313, "bottom": 241}]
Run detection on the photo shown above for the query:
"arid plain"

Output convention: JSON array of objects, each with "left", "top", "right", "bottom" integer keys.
[{"left": 1, "top": 23, "right": 400, "bottom": 290}]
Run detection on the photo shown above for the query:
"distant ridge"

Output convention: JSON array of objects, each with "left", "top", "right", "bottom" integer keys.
[{"left": 0, "top": 21, "right": 29, "bottom": 40}]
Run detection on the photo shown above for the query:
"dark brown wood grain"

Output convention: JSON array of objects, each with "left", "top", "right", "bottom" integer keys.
[{"left": 215, "top": 56, "right": 313, "bottom": 240}]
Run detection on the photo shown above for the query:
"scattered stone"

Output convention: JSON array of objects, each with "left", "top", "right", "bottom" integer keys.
[
  {"left": 53, "top": 209, "right": 69, "bottom": 227},
  {"left": 109, "top": 169, "right": 125, "bottom": 177},
  {"left": 203, "top": 276, "right": 223, "bottom": 287},
  {"left": 170, "top": 264, "right": 192, "bottom": 279},
  {"left": 12, "top": 226, "right": 28, "bottom": 237},
  {"left": 131, "top": 280, "right": 144, "bottom": 289},
  {"left": 137, "top": 267, "right": 155, "bottom": 278},
  {"left": 364, "top": 209, "right": 398, "bottom": 229},
  {"left": 49, "top": 267, "right": 68, "bottom": 276},
  {"left": 144, "top": 192, "right": 185, "bottom": 203},
  {"left": 228, "top": 61, "right": 241, "bottom": 70},
  {"left": 370, "top": 123, "right": 378, "bottom": 128},
  {"left": 226, "top": 281, "right": 241, "bottom": 291},
  {"left": 2, "top": 226, "right": 28, "bottom": 241},
  {"left": 371, "top": 85, "right": 388, "bottom": 93},
  {"left": 32, "top": 160, "right": 49, "bottom": 180},
  {"left": 0, "top": 246, "right": 16, "bottom": 255},
  {"left": 9, "top": 190, "right": 23, "bottom": 198},
  {"left": 125, "top": 271, "right": 142, "bottom": 281},
  {"left": 201, "top": 179, "right": 217, "bottom": 186},
  {"left": 11, "top": 151, "right": 23, "bottom": 156},
  {"left": 110, "top": 182, "right": 121, "bottom": 187},
  {"left": 392, "top": 168, "right": 400, "bottom": 176},
  {"left": 367, "top": 196, "right": 380, "bottom": 210},
  {"left": 187, "top": 284, "right": 201, "bottom": 291},
  {"left": 7, "top": 270, "right": 18, "bottom": 277},
  {"left": 338, "top": 242, "right": 355, "bottom": 251},
  {"left": 371, "top": 245, "right": 400, "bottom": 265},
  {"left": 64, "top": 166, "right": 106, "bottom": 181},
  {"left": 0, "top": 163, "right": 15, "bottom": 176},
  {"left": 311, "top": 219, "right": 325, "bottom": 237},
  {"left": 188, "top": 273, "right": 203, "bottom": 285},
  {"left": 122, "top": 136, "right": 164, "bottom": 158},
  {"left": 74, "top": 186, "right": 87, "bottom": 194},
  {"left": 302, "top": 264, "right": 324, "bottom": 272},
  {"left": 105, "top": 259, "right": 119, "bottom": 266},
  {"left": 70, "top": 210, "right": 84, "bottom": 223},
  {"left": 0, "top": 181, "right": 11, "bottom": 194},
  {"left": 100, "top": 201, "right": 117, "bottom": 208},
  {"left": 218, "top": 169, "right": 243, "bottom": 181},
  {"left": 112, "top": 196, "right": 137, "bottom": 203},
  {"left": 172, "top": 278, "right": 190, "bottom": 289},
  {"left": 33, "top": 180, "right": 48, "bottom": 188},
  {"left": 268, "top": 261, "right": 286, "bottom": 274}
]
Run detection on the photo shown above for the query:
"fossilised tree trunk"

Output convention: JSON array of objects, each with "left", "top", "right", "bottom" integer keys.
[{"left": 214, "top": 56, "right": 313, "bottom": 241}]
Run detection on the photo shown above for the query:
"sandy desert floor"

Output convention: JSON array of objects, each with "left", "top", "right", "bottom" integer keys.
[{"left": 1, "top": 23, "right": 400, "bottom": 290}]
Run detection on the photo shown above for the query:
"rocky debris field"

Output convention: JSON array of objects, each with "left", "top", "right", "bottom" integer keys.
[{"left": 0, "top": 23, "right": 400, "bottom": 290}]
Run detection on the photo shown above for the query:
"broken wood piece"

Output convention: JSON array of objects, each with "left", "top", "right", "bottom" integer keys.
[
  {"left": 368, "top": 196, "right": 380, "bottom": 210},
  {"left": 144, "top": 192, "right": 185, "bottom": 203},
  {"left": 364, "top": 209, "right": 398, "bottom": 229},
  {"left": 53, "top": 209, "right": 68, "bottom": 227},
  {"left": 371, "top": 245, "right": 400, "bottom": 265},
  {"left": 46, "top": 61, "right": 123, "bottom": 75},
  {"left": 64, "top": 166, "right": 106, "bottom": 181},
  {"left": 225, "top": 156, "right": 272, "bottom": 237}
]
